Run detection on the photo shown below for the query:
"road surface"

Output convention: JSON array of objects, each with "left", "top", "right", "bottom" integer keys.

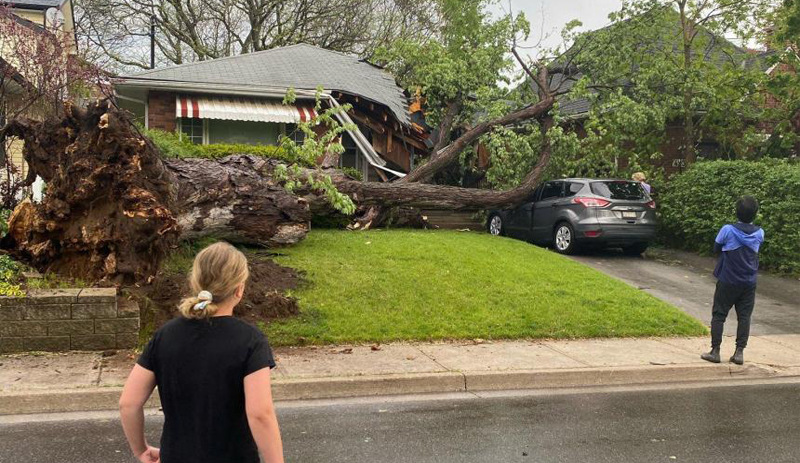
[{"left": 2, "top": 381, "right": 799, "bottom": 463}]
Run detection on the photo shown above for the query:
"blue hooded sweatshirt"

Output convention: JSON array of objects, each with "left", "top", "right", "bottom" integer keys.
[{"left": 713, "top": 222, "right": 765, "bottom": 287}]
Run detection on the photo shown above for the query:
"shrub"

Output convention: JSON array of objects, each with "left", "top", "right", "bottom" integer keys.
[
  {"left": 144, "top": 128, "right": 313, "bottom": 166},
  {"left": 658, "top": 159, "right": 800, "bottom": 273},
  {"left": 143, "top": 128, "right": 202, "bottom": 158},
  {"left": 0, "top": 254, "right": 24, "bottom": 296},
  {"left": 340, "top": 166, "right": 363, "bottom": 181},
  {"left": 0, "top": 209, "right": 10, "bottom": 238}
]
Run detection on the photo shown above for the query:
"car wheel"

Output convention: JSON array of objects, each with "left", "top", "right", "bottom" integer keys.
[
  {"left": 622, "top": 243, "right": 649, "bottom": 256},
  {"left": 487, "top": 214, "right": 504, "bottom": 236},
  {"left": 553, "top": 222, "right": 577, "bottom": 255}
]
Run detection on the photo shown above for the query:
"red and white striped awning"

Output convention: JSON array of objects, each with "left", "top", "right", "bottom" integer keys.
[{"left": 175, "top": 95, "right": 317, "bottom": 123}]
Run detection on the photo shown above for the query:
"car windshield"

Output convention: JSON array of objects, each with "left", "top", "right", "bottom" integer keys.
[{"left": 590, "top": 181, "right": 646, "bottom": 200}]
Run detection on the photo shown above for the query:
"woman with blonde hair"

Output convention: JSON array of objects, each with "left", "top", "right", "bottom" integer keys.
[
  {"left": 632, "top": 171, "right": 652, "bottom": 195},
  {"left": 119, "top": 242, "right": 284, "bottom": 463}
]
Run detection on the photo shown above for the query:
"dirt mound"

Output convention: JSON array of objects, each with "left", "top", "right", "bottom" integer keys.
[{"left": 138, "top": 255, "right": 301, "bottom": 329}]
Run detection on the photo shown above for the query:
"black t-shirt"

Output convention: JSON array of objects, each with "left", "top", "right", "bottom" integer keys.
[{"left": 137, "top": 316, "right": 276, "bottom": 463}]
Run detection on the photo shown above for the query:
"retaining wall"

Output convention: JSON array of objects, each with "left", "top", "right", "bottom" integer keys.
[{"left": 0, "top": 288, "right": 139, "bottom": 353}]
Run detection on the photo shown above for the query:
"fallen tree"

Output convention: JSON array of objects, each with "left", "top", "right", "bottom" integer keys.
[
  {"left": 1, "top": 101, "right": 310, "bottom": 282},
  {"left": 1, "top": 48, "right": 561, "bottom": 282},
  {"left": 1, "top": 102, "right": 553, "bottom": 282}
]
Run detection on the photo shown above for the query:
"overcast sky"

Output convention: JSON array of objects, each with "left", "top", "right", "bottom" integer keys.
[{"left": 490, "top": 0, "right": 623, "bottom": 58}]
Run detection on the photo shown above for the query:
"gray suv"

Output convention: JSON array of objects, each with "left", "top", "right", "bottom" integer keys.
[{"left": 487, "top": 178, "right": 656, "bottom": 255}]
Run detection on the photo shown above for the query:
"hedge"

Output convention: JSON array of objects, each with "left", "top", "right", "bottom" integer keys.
[
  {"left": 144, "top": 128, "right": 313, "bottom": 166},
  {"left": 658, "top": 159, "right": 800, "bottom": 274}
]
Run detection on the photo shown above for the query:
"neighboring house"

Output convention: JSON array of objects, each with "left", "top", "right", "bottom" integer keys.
[
  {"left": 1, "top": 0, "right": 76, "bottom": 199},
  {"left": 2, "top": 0, "right": 75, "bottom": 34},
  {"left": 114, "top": 44, "right": 430, "bottom": 181},
  {"left": 549, "top": 14, "right": 772, "bottom": 177}
]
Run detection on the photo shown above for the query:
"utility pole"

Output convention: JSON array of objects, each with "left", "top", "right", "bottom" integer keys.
[{"left": 150, "top": 15, "right": 156, "bottom": 69}]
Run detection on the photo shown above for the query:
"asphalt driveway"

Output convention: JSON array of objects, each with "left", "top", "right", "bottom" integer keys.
[{"left": 570, "top": 248, "right": 800, "bottom": 336}]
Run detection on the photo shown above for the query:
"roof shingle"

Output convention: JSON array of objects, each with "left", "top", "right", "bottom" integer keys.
[{"left": 127, "top": 43, "right": 411, "bottom": 126}]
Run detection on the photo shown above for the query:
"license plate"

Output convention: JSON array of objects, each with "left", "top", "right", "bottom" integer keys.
[{"left": 622, "top": 211, "right": 637, "bottom": 218}]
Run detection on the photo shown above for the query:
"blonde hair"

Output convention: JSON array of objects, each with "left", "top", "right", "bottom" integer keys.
[
  {"left": 632, "top": 172, "right": 647, "bottom": 182},
  {"left": 178, "top": 242, "right": 249, "bottom": 319}
]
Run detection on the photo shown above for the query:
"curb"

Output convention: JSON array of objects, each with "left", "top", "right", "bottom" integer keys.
[
  {"left": 464, "top": 364, "right": 774, "bottom": 391},
  {"left": 0, "top": 363, "right": 789, "bottom": 415}
]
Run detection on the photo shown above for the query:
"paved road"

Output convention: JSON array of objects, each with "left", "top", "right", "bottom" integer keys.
[
  {"left": 570, "top": 248, "right": 800, "bottom": 335},
  {"left": 2, "top": 382, "right": 799, "bottom": 463}
]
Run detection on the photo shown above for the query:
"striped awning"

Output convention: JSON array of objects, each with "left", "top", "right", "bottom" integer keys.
[{"left": 175, "top": 95, "right": 317, "bottom": 123}]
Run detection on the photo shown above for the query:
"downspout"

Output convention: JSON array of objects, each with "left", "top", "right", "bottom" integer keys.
[{"left": 325, "top": 95, "right": 407, "bottom": 178}]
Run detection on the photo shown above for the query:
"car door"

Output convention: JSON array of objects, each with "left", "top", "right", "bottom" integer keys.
[
  {"left": 505, "top": 186, "right": 542, "bottom": 238},
  {"left": 531, "top": 181, "right": 565, "bottom": 243}
]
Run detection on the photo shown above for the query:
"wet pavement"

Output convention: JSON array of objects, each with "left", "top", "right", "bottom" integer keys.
[
  {"left": 570, "top": 248, "right": 800, "bottom": 336},
  {"left": 2, "top": 381, "right": 799, "bottom": 462}
]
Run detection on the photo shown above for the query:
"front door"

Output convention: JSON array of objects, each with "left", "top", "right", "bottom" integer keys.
[{"left": 531, "top": 181, "right": 564, "bottom": 243}]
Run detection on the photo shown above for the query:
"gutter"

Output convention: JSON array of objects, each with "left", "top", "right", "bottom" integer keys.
[
  {"left": 114, "top": 78, "right": 318, "bottom": 99},
  {"left": 115, "top": 79, "right": 406, "bottom": 178}
]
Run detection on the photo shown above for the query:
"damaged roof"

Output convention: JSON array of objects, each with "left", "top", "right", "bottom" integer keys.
[{"left": 123, "top": 43, "right": 411, "bottom": 126}]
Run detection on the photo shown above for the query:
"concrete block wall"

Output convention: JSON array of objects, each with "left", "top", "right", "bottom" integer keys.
[{"left": 0, "top": 288, "right": 139, "bottom": 353}]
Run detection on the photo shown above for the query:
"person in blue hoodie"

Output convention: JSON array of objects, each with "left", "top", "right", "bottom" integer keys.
[{"left": 701, "top": 196, "right": 765, "bottom": 365}]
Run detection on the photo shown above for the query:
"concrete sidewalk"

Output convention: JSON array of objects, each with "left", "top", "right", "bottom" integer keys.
[{"left": 2, "top": 334, "right": 800, "bottom": 415}]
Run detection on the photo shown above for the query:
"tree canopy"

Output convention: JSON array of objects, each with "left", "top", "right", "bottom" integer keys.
[
  {"left": 75, "top": 0, "right": 440, "bottom": 71},
  {"left": 562, "top": 1, "right": 774, "bottom": 174}
]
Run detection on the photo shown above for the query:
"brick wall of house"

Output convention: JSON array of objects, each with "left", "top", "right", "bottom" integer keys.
[
  {"left": 148, "top": 91, "right": 176, "bottom": 132},
  {"left": 0, "top": 288, "right": 139, "bottom": 353}
]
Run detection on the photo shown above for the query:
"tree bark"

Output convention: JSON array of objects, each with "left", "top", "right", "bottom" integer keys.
[
  {"left": 2, "top": 92, "right": 555, "bottom": 282},
  {"left": 1, "top": 102, "right": 310, "bottom": 282},
  {"left": 430, "top": 100, "right": 461, "bottom": 157},
  {"left": 399, "top": 95, "right": 555, "bottom": 184},
  {"left": 679, "top": 0, "right": 697, "bottom": 164},
  {"left": 330, "top": 116, "right": 554, "bottom": 209}
]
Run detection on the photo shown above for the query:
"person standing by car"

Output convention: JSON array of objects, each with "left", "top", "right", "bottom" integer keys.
[
  {"left": 632, "top": 172, "right": 652, "bottom": 195},
  {"left": 701, "top": 196, "right": 764, "bottom": 366},
  {"left": 119, "top": 242, "right": 284, "bottom": 463}
]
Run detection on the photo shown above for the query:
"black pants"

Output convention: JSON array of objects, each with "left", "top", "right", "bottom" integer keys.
[{"left": 710, "top": 280, "right": 756, "bottom": 349}]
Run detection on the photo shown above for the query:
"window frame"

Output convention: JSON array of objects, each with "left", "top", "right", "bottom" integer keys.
[
  {"left": 527, "top": 184, "right": 544, "bottom": 202},
  {"left": 285, "top": 123, "right": 306, "bottom": 145},
  {"left": 590, "top": 181, "right": 646, "bottom": 200},
  {"left": 177, "top": 118, "right": 207, "bottom": 145},
  {"left": 564, "top": 182, "right": 584, "bottom": 198},
  {"left": 539, "top": 181, "right": 564, "bottom": 201}
]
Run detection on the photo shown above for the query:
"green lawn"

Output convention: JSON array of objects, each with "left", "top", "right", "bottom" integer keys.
[{"left": 265, "top": 230, "right": 706, "bottom": 346}]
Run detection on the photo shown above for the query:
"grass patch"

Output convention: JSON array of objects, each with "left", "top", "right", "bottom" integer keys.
[
  {"left": 0, "top": 254, "right": 87, "bottom": 295},
  {"left": 267, "top": 230, "right": 707, "bottom": 346},
  {"left": 25, "top": 274, "right": 88, "bottom": 290}
]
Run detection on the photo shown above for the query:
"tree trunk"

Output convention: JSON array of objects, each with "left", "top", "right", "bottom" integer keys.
[
  {"left": 399, "top": 96, "right": 555, "bottom": 184},
  {"left": 679, "top": 1, "right": 697, "bottom": 164},
  {"left": 2, "top": 98, "right": 555, "bottom": 282},
  {"left": 1, "top": 102, "right": 310, "bottom": 283},
  {"left": 332, "top": 116, "right": 554, "bottom": 209}
]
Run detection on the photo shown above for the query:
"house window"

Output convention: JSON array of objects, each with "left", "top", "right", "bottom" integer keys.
[
  {"left": 180, "top": 118, "right": 204, "bottom": 144},
  {"left": 208, "top": 120, "right": 278, "bottom": 145},
  {"left": 340, "top": 132, "right": 362, "bottom": 171},
  {"left": 285, "top": 124, "right": 306, "bottom": 145}
]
